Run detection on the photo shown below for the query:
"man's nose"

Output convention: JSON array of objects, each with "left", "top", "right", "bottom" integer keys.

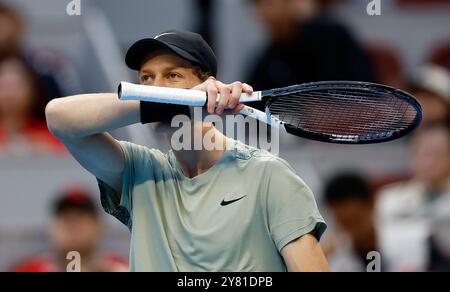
[{"left": 153, "top": 76, "right": 166, "bottom": 87}]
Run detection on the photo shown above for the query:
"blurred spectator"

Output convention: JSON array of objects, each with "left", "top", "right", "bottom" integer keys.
[
  {"left": 0, "top": 2, "right": 78, "bottom": 101},
  {"left": 0, "top": 2, "right": 23, "bottom": 60},
  {"left": 246, "top": 0, "right": 376, "bottom": 91},
  {"left": 409, "top": 64, "right": 450, "bottom": 126},
  {"left": 324, "top": 173, "right": 379, "bottom": 272},
  {"left": 430, "top": 42, "right": 450, "bottom": 70},
  {"left": 0, "top": 58, "right": 65, "bottom": 154},
  {"left": 194, "top": 0, "right": 214, "bottom": 47},
  {"left": 376, "top": 122, "right": 450, "bottom": 271},
  {"left": 366, "top": 44, "right": 405, "bottom": 89},
  {"left": 397, "top": 0, "right": 450, "bottom": 7},
  {"left": 10, "top": 187, "right": 128, "bottom": 272}
]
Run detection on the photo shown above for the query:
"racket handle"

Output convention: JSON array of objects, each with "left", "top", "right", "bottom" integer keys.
[
  {"left": 119, "top": 82, "right": 207, "bottom": 106},
  {"left": 119, "top": 81, "right": 263, "bottom": 106},
  {"left": 208, "top": 91, "right": 262, "bottom": 106}
]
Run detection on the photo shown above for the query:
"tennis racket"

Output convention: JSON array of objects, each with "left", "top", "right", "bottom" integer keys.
[{"left": 118, "top": 81, "right": 422, "bottom": 144}]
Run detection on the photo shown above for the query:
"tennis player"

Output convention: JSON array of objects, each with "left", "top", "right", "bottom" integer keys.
[{"left": 45, "top": 30, "right": 328, "bottom": 272}]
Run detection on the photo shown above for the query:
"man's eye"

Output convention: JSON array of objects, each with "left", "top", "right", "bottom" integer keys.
[
  {"left": 168, "top": 72, "right": 181, "bottom": 79},
  {"left": 141, "top": 75, "right": 150, "bottom": 82}
]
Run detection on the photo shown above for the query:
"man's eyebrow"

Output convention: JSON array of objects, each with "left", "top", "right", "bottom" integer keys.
[
  {"left": 164, "top": 65, "right": 191, "bottom": 71},
  {"left": 139, "top": 69, "right": 151, "bottom": 75},
  {"left": 139, "top": 65, "right": 189, "bottom": 75}
]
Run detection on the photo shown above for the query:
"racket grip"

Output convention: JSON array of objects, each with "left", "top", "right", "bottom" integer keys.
[
  {"left": 119, "top": 82, "right": 207, "bottom": 106},
  {"left": 209, "top": 92, "right": 262, "bottom": 104},
  {"left": 119, "top": 81, "right": 262, "bottom": 107}
]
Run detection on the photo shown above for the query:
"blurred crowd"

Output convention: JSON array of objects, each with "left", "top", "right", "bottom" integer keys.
[
  {"left": 1, "top": 0, "right": 450, "bottom": 271},
  {"left": 322, "top": 57, "right": 450, "bottom": 271},
  {"left": 10, "top": 187, "right": 128, "bottom": 272},
  {"left": 0, "top": 3, "right": 66, "bottom": 155}
]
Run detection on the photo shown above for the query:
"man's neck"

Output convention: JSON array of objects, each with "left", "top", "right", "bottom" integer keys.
[{"left": 171, "top": 125, "right": 229, "bottom": 178}]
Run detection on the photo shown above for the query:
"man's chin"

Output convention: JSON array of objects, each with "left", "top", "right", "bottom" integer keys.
[{"left": 152, "top": 122, "right": 176, "bottom": 134}]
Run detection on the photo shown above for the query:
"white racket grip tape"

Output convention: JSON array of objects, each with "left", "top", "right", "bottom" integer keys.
[
  {"left": 239, "top": 105, "right": 286, "bottom": 132},
  {"left": 119, "top": 82, "right": 263, "bottom": 107},
  {"left": 217, "top": 91, "right": 262, "bottom": 103},
  {"left": 119, "top": 82, "right": 207, "bottom": 106}
]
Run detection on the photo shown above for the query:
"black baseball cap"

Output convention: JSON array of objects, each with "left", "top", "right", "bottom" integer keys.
[{"left": 125, "top": 30, "right": 217, "bottom": 77}]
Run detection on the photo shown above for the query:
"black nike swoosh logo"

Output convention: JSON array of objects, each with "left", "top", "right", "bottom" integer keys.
[{"left": 220, "top": 195, "right": 246, "bottom": 206}]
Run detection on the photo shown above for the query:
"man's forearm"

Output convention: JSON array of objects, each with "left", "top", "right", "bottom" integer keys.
[{"left": 46, "top": 93, "right": 140, "bottom": 141}]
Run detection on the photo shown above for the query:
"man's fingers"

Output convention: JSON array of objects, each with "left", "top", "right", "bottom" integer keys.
[
  {"left": 234, "top": 104, "right": 245, "bottom": 112},
  {"left": 242, "top": 83, "right": 254, "bottom": 94},
  {"left": 217, "top": 86, "right": 231, "bottom": 115},
  {"left": 191, "top": 77, "right": 213, "bottom": 91},
  {"left": 206, "top": 80, "right": 218, "bottom": 114},
  {"left": 222, "top": 104, "right": 245, "bottom": 115},
  {"left": 198, "top": 79, "right": 254, "bottom": 115},
  {"left": 229, "top": 82, "right": 243, "bottom": 109}
]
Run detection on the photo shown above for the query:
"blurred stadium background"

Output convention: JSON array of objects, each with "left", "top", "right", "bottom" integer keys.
[{"left": 0, "top": 0, "right": 449, "bottom": 272}]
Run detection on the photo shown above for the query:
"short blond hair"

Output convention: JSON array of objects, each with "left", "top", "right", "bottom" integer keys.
[{"left": 192, "top": 66, "right": 212, "bottom": 82}]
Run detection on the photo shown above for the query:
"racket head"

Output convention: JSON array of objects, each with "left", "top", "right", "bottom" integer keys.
[{"left": 263, "top": 81, "right": 422, "bottom": 144}]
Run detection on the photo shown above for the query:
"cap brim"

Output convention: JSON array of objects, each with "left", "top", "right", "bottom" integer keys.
[{"left": 125, "top": 38, "right": 200, "bottom": 71}]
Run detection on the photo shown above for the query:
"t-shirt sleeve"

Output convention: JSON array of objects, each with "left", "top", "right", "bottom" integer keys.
[
  {"left": 97, "top": 141, "right": 164, "bottom": 230},
  {"left": 264, "top": 158, "right": 327, "bottom": 252}
]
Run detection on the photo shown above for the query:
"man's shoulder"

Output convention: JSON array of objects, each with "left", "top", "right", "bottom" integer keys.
[
  {"left": 232, "top": 141, "right": 294, "bottom": 172},
  {"left": 118, "top": 140, "right": 166, "bottom": 155},
  {"left": 117, "top": 140, "right": 170, "bottom": 165}
]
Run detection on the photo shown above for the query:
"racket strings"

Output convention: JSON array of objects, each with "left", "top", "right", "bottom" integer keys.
[
  {"left": 273, "top": 92, "right": 416, "bottom": 120},
  {"left": 280, "top": 100, "right": 414, "bottom": 125},
  {"left": 269, "top": 90, "right": 418, "bottom": 136},
  {"left": 280, "top": 92, "right": 416, "bottom": 120},
  {"left": 274, "top": 104, "right": 415, "bottom": 129},
  {"left": 278, "top": 106, "right": 417, "bottom": 134},
  {"left": 276, "top": 105, "right": 417, "bottom": 135},
  {"left": 281, "top": 103, "right": 416, "bottom": 130}
]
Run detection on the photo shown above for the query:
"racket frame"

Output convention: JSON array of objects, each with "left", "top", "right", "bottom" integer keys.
[{"left": 118, "top": 81, "right": 422, "bottom": 144}]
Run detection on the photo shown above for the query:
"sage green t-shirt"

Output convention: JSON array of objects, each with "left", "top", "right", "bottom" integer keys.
[{"left": 98, "top": 139, "right": 326, "bottom": 272}]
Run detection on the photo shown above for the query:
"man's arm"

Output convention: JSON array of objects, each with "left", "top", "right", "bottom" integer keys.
[
  {"left": 45, "top": 80, "right": 251, "bottom": 193},
  {"left": 281, "top": 234, "right": 330, "bottom": 272},
  {"left": 45, "top": 93, "right": 141, "bottom": 193}
]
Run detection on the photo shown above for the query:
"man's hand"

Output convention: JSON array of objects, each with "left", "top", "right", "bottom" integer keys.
[{"left": 192, "top": 77, "right": 254, "bottom": 115}]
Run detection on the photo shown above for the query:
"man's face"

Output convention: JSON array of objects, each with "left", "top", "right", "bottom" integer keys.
[
  {"left": 139, "top": 50, "right": 205, "bottom": 134},
  {"left": 139, "top": 50, "right": 203, "bottom": 88}
]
